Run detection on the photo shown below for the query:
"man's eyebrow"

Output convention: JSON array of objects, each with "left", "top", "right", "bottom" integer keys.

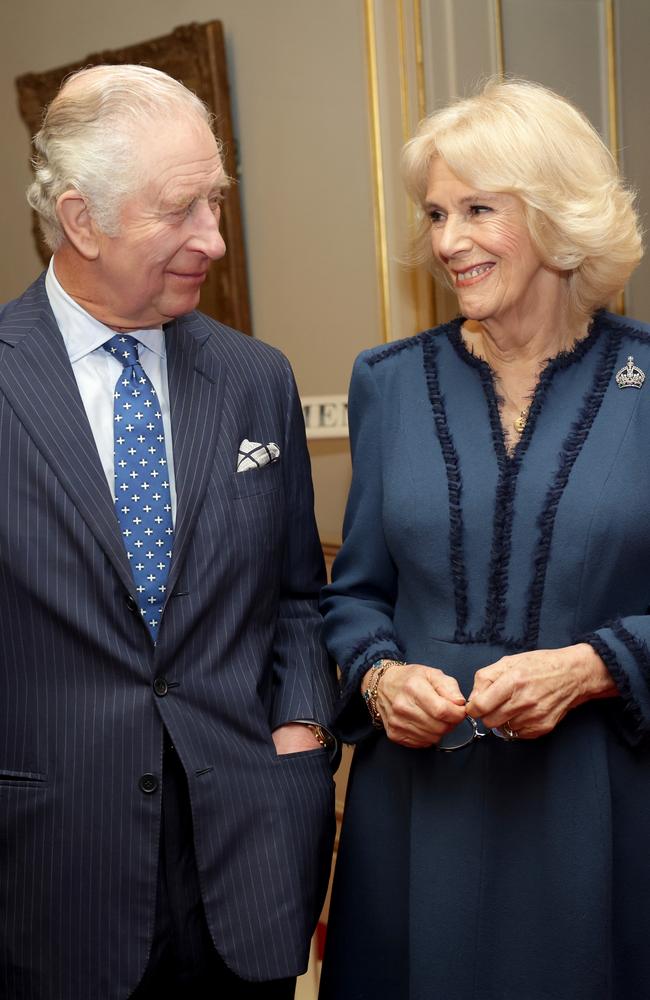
[{"left": 165, "top": 184, "right": 228, "bottom": 210}]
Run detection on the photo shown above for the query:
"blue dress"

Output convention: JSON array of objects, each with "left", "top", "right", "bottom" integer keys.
[{"left": 319, "top": 313, "right": 650, "bottom": 1000}]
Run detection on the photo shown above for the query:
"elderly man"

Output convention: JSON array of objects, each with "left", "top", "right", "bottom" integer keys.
[{"left": 0, "top": 65, "right": 336, "bottom": 999}]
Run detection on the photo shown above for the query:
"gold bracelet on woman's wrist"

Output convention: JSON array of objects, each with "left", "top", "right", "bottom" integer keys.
[{"left": 362, "top": 659, "right": 407, "bottom": 728}]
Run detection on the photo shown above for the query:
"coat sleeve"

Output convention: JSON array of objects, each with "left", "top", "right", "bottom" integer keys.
[
  {"left": 320, "top": 355, "right": 406, "bottom": 742},
  {"left": 586, "top": 617, "right": 650, "bottom": 746},
  {"left": 269, "top": 359, "right": 339, "bottom": 732}
]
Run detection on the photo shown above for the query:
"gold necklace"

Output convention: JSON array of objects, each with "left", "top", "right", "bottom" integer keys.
[{"left": 513, "top": 405, "right": 529, "bottom": 434}]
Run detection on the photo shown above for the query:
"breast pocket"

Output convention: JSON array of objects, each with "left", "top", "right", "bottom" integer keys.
[{"left": 229, "top": 460, "right": 283, "bottom": 499}]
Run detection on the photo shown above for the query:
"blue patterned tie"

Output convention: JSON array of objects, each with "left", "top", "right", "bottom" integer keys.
[{"left": 103, "top": 335, "right": 174, "bottom": 640}]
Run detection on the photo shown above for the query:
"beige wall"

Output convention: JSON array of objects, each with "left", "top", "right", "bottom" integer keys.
[
  {"left": 0, "top": 1, "right": 386, "bottom": 542},
  {"left": 617, "top": 0, "right": 650, "bottom": 321}
]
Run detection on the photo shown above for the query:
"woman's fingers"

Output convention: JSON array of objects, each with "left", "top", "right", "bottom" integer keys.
[
  {"left": 378, "top": 664, "right": 467, "bottom": 747},
  {"left": 428, "top": 669, "right": 467, "bottom": 706},
  {"left": 466, "top": 663, "right": 513, "bottom": 719},
  {"left": 466, "top": 647, "right": 601, "bottom": 739}
]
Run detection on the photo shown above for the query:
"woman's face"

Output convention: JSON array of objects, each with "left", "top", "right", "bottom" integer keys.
[{"left": 425, "top": 158, "right": 557, "bottom": 328}]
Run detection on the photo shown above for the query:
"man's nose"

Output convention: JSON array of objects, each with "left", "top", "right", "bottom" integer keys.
[{"left": 191, "top": 201, "right": 227, "bottom": 260}]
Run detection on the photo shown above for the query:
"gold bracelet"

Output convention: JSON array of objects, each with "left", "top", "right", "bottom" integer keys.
[{"left": 362, "top": 659, "right": 407, "bottom": 728}]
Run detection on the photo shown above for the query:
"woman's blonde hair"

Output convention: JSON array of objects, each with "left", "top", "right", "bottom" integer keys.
[{"left": 401, "top": 77, "right": 643, "bottom": 318}]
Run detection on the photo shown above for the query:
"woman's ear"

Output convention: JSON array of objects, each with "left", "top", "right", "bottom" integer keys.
[{"left": 56, "top": 190, "right": 100, "bottom": 260}]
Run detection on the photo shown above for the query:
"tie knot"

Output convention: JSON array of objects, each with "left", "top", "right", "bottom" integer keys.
[{"left": 103, "top": 334, "right": 140, "bottom": 369}]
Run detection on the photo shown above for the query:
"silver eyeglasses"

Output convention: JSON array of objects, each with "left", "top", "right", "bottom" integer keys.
[{"left": 435, "top": 716, "right": 519, "bottom": 752}]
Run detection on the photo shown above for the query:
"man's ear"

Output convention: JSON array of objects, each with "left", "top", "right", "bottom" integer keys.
[{"left": 56, "top": 190, "right": 100, "bottom": 260}]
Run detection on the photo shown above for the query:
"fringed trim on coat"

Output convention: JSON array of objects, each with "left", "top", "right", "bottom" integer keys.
[
  {"left": 608, "top": 317, "right": 650, "bottom": 346},
  {"left": 585, "top": 630, "right": 648, "bottom": 740},
  {"left": 422, "top": 327, "right": 468, "bottom": 639},
  {"left": 446, "top": 317, "right": 603, "bottom": 643},
  {"left": 449, "top": 325, "right": 524, "bottom": 639},
  {"left": 523, "top": 323, "right": 620, "bottom": 646},
  {"left": 367, "top": 331, "right": 430, "bottom": 368},
  {"left": 612, "top": 620, "right": 650, "bottom": 692},
  {"left": 338, "top": 627, "right": 405, "bottom": 697}
]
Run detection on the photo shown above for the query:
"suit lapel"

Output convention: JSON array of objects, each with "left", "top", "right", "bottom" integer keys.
[
  {"left": 0, "top": 281, "right": 227, "bottom": 602},
  {"left": 164, "top": 314, "right": 226, "bottom": 597},
  {"left": 0, "top": 279, "right": 136, "bottom": 596}
]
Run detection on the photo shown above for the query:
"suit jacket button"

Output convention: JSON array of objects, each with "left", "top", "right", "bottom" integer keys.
[
  {"left": 139, "top": 773, "right": 159, "bottom": 794},
  {"left": 125, "top": 595, "right": 138, "bottom": 613},
  {"left": 153, "top": 677, "right": 168, "bottom": 697}
]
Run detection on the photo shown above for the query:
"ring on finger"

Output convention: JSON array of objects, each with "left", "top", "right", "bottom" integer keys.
[{"left": 502, "top": 720, "right": 519, "bottom": 740}]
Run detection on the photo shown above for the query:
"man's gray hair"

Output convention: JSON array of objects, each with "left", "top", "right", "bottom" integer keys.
[{"left": 27, "top": 64, "right": 214, "bottom": 252}]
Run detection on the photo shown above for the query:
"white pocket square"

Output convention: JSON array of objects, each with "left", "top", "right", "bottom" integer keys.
[{"left": 237, "top": 438, "right": 280, "bottom": 472}]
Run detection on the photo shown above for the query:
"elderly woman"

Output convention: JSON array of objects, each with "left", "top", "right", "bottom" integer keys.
[{"left": 319, "top": 79, "right": 648, "bottom": 1000}]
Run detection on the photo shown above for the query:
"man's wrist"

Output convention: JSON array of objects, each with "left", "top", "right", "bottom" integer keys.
[{"left": 292, "top": 719, "right": 336, "bottom": 750}]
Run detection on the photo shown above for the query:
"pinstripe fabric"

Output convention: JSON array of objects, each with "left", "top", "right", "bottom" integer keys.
[{"left": 0, "top": 275, "right": 337, "bottom": 1000}]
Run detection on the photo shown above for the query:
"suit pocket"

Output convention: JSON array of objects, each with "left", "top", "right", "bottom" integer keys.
[
  {"left": 273, "top": 746, "right": 331, "bottom": 763},
  {"left": 0, "top": 768, "right": 47, "bottom": 788},
  {"left": 230, "top": 460, "right": 283, "bottom": 498}
]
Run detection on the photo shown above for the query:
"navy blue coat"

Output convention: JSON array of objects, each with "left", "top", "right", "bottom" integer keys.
[
  {"left": 0, "top": 275, "right": 337, "bottom": 1000},
  {"left": 320, "top": 312, "right": 650, "bottom": 1000}
]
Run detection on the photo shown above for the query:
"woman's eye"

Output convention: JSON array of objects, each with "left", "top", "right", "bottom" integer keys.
[
  {"left": 428, "top": 210, "right": 444, "bottom": 224},
  {"left": 470, "top": 204, "right": 491, "bottom": 216}
]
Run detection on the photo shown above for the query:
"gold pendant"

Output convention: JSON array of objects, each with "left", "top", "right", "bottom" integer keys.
[{"left": 513, "top": 409, "right": 528, "bottom": 434}]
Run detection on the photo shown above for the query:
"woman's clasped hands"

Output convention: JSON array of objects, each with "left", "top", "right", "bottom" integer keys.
[{"left": 365, "top": 643, "right": 617, "bottom": 747}]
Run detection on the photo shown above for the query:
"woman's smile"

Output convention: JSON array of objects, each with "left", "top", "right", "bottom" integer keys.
[{"left": 452, "top": 261, "right": 496, "bottom": 286}]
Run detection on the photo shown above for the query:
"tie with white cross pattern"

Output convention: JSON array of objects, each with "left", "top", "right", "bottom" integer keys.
[{"left": 103, "top": 334, "right": 174, "bottom": 640}]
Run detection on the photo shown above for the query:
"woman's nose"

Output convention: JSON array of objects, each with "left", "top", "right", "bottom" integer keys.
[{"left": 435, "top": 216, "right": 472, "bottom": 259}]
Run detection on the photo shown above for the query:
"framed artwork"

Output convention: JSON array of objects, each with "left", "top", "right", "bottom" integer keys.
[{"left": 15, "top": 20, "right": 252, "bottom": 334}]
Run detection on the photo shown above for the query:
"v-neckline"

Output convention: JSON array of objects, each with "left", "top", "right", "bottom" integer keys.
[{"left": 447, "top": 314, "right": 604, "bottom": 467}]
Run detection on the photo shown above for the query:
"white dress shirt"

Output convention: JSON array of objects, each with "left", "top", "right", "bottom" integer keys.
[{"left": 45, "top": 259, "right": 177, "bottom": 522}]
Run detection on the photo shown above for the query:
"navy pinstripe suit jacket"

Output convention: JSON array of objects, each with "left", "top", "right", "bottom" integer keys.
[{"left": 0, "top": 275, "right": 337, "bottom": 999}]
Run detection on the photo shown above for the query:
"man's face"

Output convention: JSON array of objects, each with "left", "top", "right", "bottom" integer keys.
[{"left": 89, "top": 118, "right": 227, "bottom": 329}]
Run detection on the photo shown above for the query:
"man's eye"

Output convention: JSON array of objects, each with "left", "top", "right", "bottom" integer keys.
[{"left": 170, "top": 204, "right": 192, "bottom": 219}]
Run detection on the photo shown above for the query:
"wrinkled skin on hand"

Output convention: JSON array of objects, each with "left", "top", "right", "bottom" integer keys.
[
  {"left": 365, "top": 643, "right": 617, "bottom": 747},
  {"left": 465, "top": 643, "right": 617, "bottom": 739},
  {"left": 363, "top": 663, "right": 467, "bottom": 748}
]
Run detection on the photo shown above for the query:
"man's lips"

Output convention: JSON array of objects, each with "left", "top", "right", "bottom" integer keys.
[{"left": 453, "top": 262, "right": 495, "bottom": 286}]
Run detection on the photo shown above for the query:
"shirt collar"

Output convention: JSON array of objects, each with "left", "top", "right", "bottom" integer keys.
[{"left": 45, "top": 258, "right": 165, "bottom": 363}]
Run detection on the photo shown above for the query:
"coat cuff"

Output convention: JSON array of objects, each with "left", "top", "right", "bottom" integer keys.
[
  {"left": 334, "top": 630, "right": 405, "bottom": 743},
  {"left": 585, "top": 627, "right": 650, "bottom": 746}
]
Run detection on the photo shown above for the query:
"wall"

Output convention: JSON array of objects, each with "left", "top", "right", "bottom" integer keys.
[
  {"left": 0, "top": 0, "right": 386, "bottom": 542},
  {"left": 617, "top": 0, "right": 650, "bottom": 320}
]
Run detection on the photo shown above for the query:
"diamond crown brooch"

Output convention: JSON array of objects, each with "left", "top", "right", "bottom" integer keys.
[{"left": 615, "top": 355, "right": 646, "bottom": 389}]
